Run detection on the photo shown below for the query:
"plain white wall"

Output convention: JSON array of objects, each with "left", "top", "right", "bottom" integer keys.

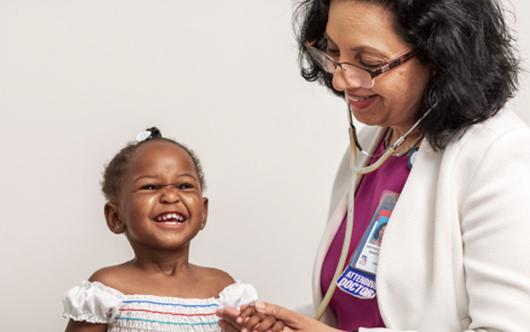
[{"left": 1, "top": 1, "right": 529, "bottom": 330}]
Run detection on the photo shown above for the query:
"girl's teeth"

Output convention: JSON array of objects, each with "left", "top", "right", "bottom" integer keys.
[{"left": 156, "top": 213, "right": 185, "bottom": 222}]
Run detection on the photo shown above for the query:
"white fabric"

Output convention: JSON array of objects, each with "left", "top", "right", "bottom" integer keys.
[
  {"left": 63, "top": 280, "right": 258, "bottom": 327},
  {"left": 63, "top": 281, "right": 124, "bottom": 323},
  {"left": 312, "top": 109, "right": 530, "bottom": 332},
  {"left": 218, "top": 282, "right": 258, "bottom": 308}
]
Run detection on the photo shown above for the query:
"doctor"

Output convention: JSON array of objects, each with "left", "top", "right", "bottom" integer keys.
[{"left": 218, "top": 0, "right": 530, "bottom": 331}]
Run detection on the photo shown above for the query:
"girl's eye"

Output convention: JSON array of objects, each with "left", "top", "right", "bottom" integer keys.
[{"left": 140, "top": 185, "right": 158, "bottom": 190}]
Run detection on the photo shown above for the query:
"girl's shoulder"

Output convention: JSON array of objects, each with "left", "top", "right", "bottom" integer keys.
[
  {"left": 195, "top": 266, "right": 235, "bottom": 287},
  {"left": 189, "top": 265, "right": 258, "bottom": 307},
  {"left": 88, "top": 264, "right": 133, "bottom": 293},
  {"left": 188, "top": 265, "right": 235, "bottom": 297}
]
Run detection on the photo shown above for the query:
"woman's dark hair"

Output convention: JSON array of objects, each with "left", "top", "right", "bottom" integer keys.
[
  {"left": 101, "top": 127, "right": 206, "bottom": 202},
  {"left": 294, "top": 0, "right": 519, "bottom": 150},
  {"left": 373, "top": 222, "right": 387, "bottom": 240}
]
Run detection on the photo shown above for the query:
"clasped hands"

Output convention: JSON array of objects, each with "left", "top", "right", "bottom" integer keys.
[{"left": 216, "top": 301, "right": 339, "bottom": 332}]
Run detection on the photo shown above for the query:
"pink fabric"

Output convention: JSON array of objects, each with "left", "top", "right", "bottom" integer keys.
[{"left": 320, "top": 138, "right": 411, "bottom": 330}]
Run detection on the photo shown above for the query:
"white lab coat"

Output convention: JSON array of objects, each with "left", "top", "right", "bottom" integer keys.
[{"left": 312, "top": 109, "right": 530, "bottom": 332}]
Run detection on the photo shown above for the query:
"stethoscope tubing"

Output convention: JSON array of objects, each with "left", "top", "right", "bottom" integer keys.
[{"left": 314, "top": 102, "right": 436, "bottom": 320}]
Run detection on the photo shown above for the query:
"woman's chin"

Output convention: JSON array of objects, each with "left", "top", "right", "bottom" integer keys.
[{"left": 351, "top": 112, "right": 384, "bottom": 128}]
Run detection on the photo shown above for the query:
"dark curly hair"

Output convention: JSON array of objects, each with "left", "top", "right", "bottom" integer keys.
[
  {"left": 294, "top": 0, "right": 519, "bottom": 150},
  {"left": 101, "top": 127, "right": 206, "bottom": 202}
]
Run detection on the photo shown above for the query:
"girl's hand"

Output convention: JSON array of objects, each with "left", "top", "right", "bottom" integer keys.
[
  {"left": 237, "top": 304, "right": 285, "bottom": 332},
  {"left": 217, "top": 305, "right": 284, "bottom": 332},
  {"left": 217, "top": 301, "right": 340, "bottom": 332}
]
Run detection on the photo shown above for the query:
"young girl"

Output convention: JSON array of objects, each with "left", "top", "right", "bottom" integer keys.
[{"left": 63, "top": 128, "right": 282, "bottom": 332}]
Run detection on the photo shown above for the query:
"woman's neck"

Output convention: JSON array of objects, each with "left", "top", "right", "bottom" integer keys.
[{"left": 389, "top": 125, "right": 423, "bottom": 156}]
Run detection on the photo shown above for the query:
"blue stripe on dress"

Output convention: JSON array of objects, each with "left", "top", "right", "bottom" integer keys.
[
  {"left": 115, "top": 316, "right": 219, "bottom": 325},
  {"left": 122, "top": 300, "right": 220, "bottom": 307}
]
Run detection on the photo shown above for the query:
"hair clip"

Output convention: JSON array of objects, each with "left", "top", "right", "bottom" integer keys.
[{"left": 134, "top": 127, "right": 162, "bottom": 144}]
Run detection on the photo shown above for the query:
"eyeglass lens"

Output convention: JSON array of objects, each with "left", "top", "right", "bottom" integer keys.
[{"left": 306, "top": 46, "right": 374, "bottom": 88}]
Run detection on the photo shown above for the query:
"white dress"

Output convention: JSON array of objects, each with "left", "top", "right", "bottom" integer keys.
[{"left": 63, "top": 281, "right": 258, "bottom": 332}]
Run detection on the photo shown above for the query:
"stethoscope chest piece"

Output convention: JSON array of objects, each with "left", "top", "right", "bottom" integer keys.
[{"left": 408, "top": 147, "right": 419, "bottom": 169}]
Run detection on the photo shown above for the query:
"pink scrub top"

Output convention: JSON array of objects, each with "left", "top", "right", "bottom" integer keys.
[{"left": 320, "top": 138, "right": 412, "bottom": 330}]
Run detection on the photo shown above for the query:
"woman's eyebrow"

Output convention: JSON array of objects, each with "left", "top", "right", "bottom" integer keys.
[
  {"left": 324, "top": 32, "right": 384, "bottom": 55},
  {"left": 323, "top": 32, "right": 335, "bottom": 44}
]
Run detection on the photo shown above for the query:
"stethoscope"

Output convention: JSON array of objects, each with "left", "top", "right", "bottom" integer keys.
[{"left": 314, "top": 102, "right": 435, "bottom": 320}]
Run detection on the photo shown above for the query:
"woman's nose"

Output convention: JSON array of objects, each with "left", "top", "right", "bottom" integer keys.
[{"left": 332, "top": 66, "right": 362, "bottom": 91}]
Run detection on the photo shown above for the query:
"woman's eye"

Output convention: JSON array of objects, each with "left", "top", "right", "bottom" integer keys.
[
  {"left": 358, "top": 56, "right": 385, "bottom": 69},
  {"left": 359, "top": 60, "right": 382, "bottom": 69},
  {"left": 326, "top": 47, "right": 340, "bottom": 58}
]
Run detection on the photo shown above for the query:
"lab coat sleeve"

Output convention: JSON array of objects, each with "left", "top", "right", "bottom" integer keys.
[{"left": 361, "top": 126, "right": 530, "bottom": 332}]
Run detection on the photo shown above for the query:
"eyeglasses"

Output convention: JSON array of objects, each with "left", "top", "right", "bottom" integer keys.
[{"left": 304, "top": 39, "right": 416, "bottom": 88}]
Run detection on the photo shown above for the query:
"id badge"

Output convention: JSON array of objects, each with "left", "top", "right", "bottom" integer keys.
[{"left": 336, "top": 191, "right": 398, "bottom": 299}]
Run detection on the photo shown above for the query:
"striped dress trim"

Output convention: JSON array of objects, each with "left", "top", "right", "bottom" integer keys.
[
  {"left": 120, "top": 308, "right": 217, "bottom": 317},
  {"left": 115, "top": 316, "right": 219, "bottom": 326},
  {"left": 122, "top": 300, "right": 220, "bottom": 307}
]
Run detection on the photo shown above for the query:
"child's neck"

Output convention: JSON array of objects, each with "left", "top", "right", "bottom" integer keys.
[{"left": 132, "top": 249, "right": 190, "bottom": 276}]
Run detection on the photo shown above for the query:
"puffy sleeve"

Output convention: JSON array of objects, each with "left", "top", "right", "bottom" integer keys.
[
  {"left": 218, "top": 281, "right": 258, "bottom": 309},
  {"left": 62, "top": 281, "right": 124, "bottom": 323}
]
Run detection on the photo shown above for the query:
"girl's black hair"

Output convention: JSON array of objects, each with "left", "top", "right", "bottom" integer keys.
[
  {"left": 294, "top": 0, "right": 519, "bottom": 150},
  {"left": 101, "top": 127, "right": 206, "bottom": 202}
]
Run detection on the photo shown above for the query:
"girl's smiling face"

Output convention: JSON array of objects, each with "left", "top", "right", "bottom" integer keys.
[
  {"left": 327, "top": 0, "right": 433, "bottom": 135},
  {"left": 106, "top": 140, "right": 208, "bottom": 254}
]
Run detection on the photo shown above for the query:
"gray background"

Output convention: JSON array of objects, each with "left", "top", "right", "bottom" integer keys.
[{"left": 1, "top": 0, "right": 529, "bottom": 330}]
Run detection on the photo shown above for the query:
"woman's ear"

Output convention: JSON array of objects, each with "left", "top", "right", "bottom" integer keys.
[
  {"left": 200, "top": 197, "right": 209, "bottom": 230},
  {"left": 104, "top": 202, "right": 125, "bottom": 234}
]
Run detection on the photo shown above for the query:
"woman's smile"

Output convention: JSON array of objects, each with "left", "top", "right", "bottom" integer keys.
[{"left": 346, "top": 93, "right": 378, "bottom": 109}]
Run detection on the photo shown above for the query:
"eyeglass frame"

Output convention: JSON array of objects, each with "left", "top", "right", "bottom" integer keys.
[{"left": 304, "top": 39, "right": 416, "bottom": 87}]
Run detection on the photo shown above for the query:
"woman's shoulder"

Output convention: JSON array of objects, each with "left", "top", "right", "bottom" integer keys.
[
  {"left": 435, "top": 109, "right": 530, "bottom": 167},
  {"left": 435, "top": 108, "right": 530, "bottom": 202},
  {"left": 455, "top": 109, "right": 530, "bottom": 149}
]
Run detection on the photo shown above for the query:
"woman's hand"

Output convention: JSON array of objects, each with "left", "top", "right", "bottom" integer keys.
[{"left": 217, "top": 301, "right": 340, "bottom": 332}]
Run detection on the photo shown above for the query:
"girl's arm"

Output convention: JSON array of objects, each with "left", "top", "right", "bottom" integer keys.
[{"left": 65, "top": 319, "right": 107, "bottom": 332}]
